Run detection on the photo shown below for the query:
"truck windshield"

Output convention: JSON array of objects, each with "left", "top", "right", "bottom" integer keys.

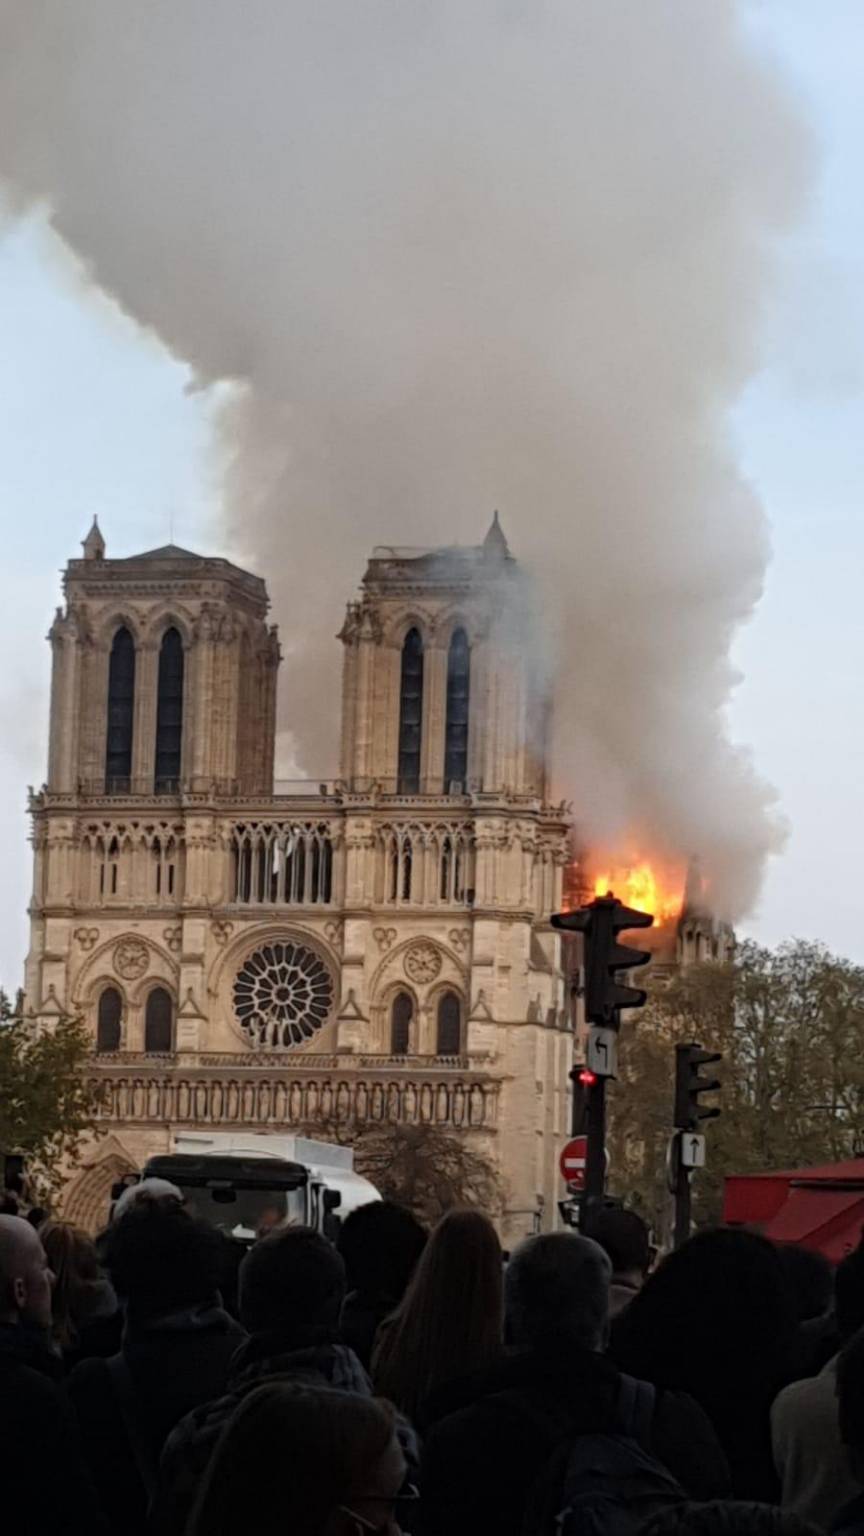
[{"left": 178, "top": 1182, "right": 308, "bottom": 1240}]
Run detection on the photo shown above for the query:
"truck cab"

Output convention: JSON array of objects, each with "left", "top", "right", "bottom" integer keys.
[{"left": 133, "top": 1132, "right": 380, "bottom": 1244}]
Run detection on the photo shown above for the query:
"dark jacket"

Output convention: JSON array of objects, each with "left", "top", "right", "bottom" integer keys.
[
  {"left": 610, "top": 1288, "right": 788, "bottom": 1502},
  {"left": 68, "top": 1302, "right": 245, "bottom": 1536},
  {"left": 149, "top": 1327, "right": 372, "bottom": 1536},
  {"left": 834, "top": 1491, "right": 864, "bottom": 1536},
  {"left": 0, "top": 1322, "right": 108, "bottom": 1536},
  {"left": 420, "top": 1339, "right": 731, "bottom": 1536},
  {"left": 341, "top": 1289, "right": 394, "bottom": 1371}
]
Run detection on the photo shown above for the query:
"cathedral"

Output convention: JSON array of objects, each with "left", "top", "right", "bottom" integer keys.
[{"left": 25, "top": 515, "right": 572, "bottom": 1240}]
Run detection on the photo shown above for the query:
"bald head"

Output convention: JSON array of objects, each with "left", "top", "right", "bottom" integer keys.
[{"left": 0, "top": 1215, "right": 53, "bottom": 1328}]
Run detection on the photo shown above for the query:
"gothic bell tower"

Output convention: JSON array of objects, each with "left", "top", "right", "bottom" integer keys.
[
  {"left": 26, "top": 525, "right": 280, "bottom": 1057},
  {"left": 46, "top": 520, "right": 280, "bottom": 799},
  {"left": 339, "top": 512, "right": 548, "bottom": 797}
]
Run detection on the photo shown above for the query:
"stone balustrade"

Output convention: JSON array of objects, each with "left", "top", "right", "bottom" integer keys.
[{"left": 87, "top": 1052, "right": 498, "bottom": 1132}]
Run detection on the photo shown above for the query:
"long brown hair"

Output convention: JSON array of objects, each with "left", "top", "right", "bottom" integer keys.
[
  {"left": 189, "top": 1383, "right": 396, "bottom": 1536},
  {"left": 40, "top": 1220, "right": 105, "bottom": 1350},
  {"left": 372, "top": 1208, "right": 503, "bottom": 1423}
]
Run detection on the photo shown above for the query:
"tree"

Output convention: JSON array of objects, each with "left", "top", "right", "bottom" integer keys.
[
  {"left": 353, "top": 1124, "right": 502, "bottom": 1226},
  {"left": 605, "top": 939, "right": 864, "bottom": 1239},
  {"left": 303, "top": 1115, "right": 502, "bottom": 1226},
  {"left": 0, "top": 992, "right": 103, "bottom": 1204}
]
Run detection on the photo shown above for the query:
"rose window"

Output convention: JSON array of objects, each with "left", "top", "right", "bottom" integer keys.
[{"left": 232, "top": 941, "right": 335, "bottom": 1048}]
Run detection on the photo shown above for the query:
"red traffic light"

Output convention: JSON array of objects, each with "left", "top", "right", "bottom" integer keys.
[{"left": 577, "top": 1068, "right": 597, "bottom": 1087}]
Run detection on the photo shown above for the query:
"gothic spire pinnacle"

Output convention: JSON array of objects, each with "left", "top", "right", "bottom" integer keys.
[
  {"left": 82, "top": 516, "right": 105, "bottom": 561},
  {"left": 482, "top": 509, "right": 511, "bottom": 560}
]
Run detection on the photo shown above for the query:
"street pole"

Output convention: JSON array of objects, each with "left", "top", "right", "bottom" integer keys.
[
  {"left": 552, "top": 895, "right": 654, "bottom": 1230},
  {"left": 583, "top": 1007, "right": 619, "bottom": 1217},
  {"left": 584, "top": 1073, "right": 607, "bottom": 1217},
  {"left": 672, "top": 1132, "right": 691, "bottom": 1249}
]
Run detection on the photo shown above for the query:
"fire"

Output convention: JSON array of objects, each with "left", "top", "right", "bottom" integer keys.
[{"left": 592, "top": 861, "right": 683, "bottom": 923}]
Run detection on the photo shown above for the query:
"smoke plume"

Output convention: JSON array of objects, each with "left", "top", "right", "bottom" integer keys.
[{"left": 0, "top": 1, "right": 810, "bottom": 918}]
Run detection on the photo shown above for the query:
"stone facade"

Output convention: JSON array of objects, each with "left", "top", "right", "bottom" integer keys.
[{"left": 25, "top": 517, "right": 571, "bottom": 1241}]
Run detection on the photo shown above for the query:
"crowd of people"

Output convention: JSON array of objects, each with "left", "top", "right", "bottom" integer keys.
[{"left": 2, "top": 1181, "right": 864, "bottom": 1536}]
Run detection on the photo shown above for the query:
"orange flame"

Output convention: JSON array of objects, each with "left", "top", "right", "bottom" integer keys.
[{"left": 592, "top": 861, "right": 683, "bottom": 923}]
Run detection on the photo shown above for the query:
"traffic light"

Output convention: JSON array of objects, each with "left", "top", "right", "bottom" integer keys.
[
  {"left": 553, "top": 894, "right": 654, "bottom": 1025},
  {"left": 569, "top": 1064, "right": 596, "bottom": 1134},
  {"left": 674, "top": 1041, "right": 722, "bottom": 1130}
]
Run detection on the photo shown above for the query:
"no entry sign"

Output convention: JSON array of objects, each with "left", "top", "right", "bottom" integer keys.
[{"left": 559, "top": 1135, "right": 588, "bottom": 1189}]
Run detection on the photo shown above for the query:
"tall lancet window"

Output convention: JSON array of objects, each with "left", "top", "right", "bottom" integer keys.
[
  {"left": 105, "top": 626, "right": 136, "bottom": 791},
  {"left": 144, "top": 987, "right": 174, "bottom": 1053},
  {"left": 391, "top": 992, "right": 413, "bottom": 1056},
  {"left": 436, "top": 991, "right": 462, "bottom": 1056},
  {"left": 444, "top": 628, "right": 470, "bottom": 789},
  {"left": 398, "top": 627, "right": 424, "bottom": 793},
  {"left": 155, "top": 628, "right": 184, "bottom": 792}
]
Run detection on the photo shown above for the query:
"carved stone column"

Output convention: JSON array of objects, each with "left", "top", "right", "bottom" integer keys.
[
  {"left": 132, "top": 641, "right": 158, "bottom": 789},
  {"left": 188, "top": 607, "right": 215, "bottom": 791},
  {"left": 47, "top": 610, "right": 81, "bottom": 793},
  {"left": 421, "top": 639, "right": 448, "bottom": 793}
]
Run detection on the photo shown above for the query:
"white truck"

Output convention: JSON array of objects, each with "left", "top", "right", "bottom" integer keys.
[{"left": 134, "top": 1131, "right": 380, "bottom": 1243}]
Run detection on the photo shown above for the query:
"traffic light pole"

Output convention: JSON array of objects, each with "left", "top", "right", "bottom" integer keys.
[
  {"left": 584, "top": 1071, "right": 607, "bottom": 1214},
  {"left": 552, "top": 895, "right": 654, "bottom": 1228},
  {"left": 672, "top": 1134, "right": 691, "bottom": 1249},
  {"left": 670, "top": 1042, "right": 722, "bottom": 1248}
]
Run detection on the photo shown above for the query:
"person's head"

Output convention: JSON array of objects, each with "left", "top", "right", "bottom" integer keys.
[
  {"left": 373, "top": 1208, "right": 503, "bottom": 1422},
  {"left": 837, "top": 1325, "right": 864, "bottom": 1480},
  {"left": 613, "top": 1228, "right": 794, "bottom": 1402},
  {"left": 112, "top": 1176, "right": 183, "bottom": 1221},
  {"left": 40, "top": 1220, "right": 106, "bottom": 1348},
  {"left": 642, "top": 1501, "right": 822, "bottom": 1536},
  {"left": 835, "top": 1243, "right": 864, "bottom": 1343},
  {"left": 583, "top": 1206, "right": 652, "bottom": 1284},
  {"left": 239, "top": 1226, "right": 346, "bottom": 1338},
  {"left": 338, "top": 1201, "right": 427, "bottom": 1305},
  {"left": 776, "top": 1244, "right": 833, "bottom": 1324},
  {"left": 189, "top": 1382, "right": 406, "bottom": 1536},
  {"left": 104, "top": 1199, "right": 222, "bottom": 1323},
  {"left": 0, "top": 1214, "right": 53, "bottom": 1329},
  {"left": 505, "top": 1232, "right": 611, "bottom": 1352},
  {"left": 254, "top": 1206, "right": 287, "bottom": 1241}
]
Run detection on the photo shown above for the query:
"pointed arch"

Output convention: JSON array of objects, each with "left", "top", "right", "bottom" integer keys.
[
  {"left": 96, "top": 986, "right": 122, "bottom": 1052},
  {"left": 444, "top": 627, "right": 470, "bottom": 789},
  {"left": 105, "top": 626, "right": 135, "bottom": 790},
  {"left": 144, "top": 986, "right": 174, "bottom": 1053},
  {"left": 155, "top": 627, "right": 184, "bottom": 791},
  {"left": 398, "top": 627, "right": 424, "bottom": 793},
  {"left": 391, "top": 991, "right": 413, "bottom": 1056}
]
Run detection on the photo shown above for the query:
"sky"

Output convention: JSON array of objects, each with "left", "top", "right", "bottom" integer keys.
[{"left": 0, "top": 0, "right": 861, "bottom": 982}]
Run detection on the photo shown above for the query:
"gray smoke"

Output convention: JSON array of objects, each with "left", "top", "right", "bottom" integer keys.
[{"left": 0, "top": 1, "right": 810, "bottom": 918}]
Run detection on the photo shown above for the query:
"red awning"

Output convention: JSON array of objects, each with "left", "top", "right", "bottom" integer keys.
[{"left": 763, "top": 1185, "right": 864, "bottom": 1260}]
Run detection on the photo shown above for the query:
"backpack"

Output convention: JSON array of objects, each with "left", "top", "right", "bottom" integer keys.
[{"left": 522, "top": 1373, "right": 685, "bottom": 1536}]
